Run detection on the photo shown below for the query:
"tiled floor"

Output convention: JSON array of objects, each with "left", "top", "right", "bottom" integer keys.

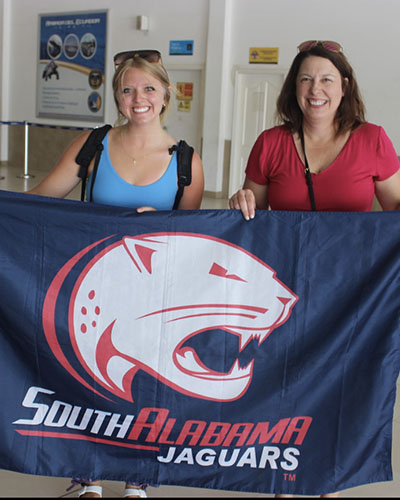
[{"left": 0, "top": 162, "right": 399, "bottom": 497}]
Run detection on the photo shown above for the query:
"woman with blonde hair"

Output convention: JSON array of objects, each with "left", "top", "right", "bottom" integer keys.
[{"left": 28, "top": 49, "right": 204, "bottom": 498}]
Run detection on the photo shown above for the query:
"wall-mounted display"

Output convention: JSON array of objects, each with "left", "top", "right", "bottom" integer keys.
[{"left": 36, "top": 10, "right": 107, "bottom": 122}]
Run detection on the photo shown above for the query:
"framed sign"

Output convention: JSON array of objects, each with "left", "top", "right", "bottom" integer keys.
[
  {"left": 169, "top": 40, "right": 193, "bottom": 55},
  {"left": 249, "top": 47, "right": 279, "bottom": 64},
  {"left": 176, "top": 82, "right": 194, "bottom": 101},
  {"left": 36, "top": 10, "right": 107, "bottom": 122}
]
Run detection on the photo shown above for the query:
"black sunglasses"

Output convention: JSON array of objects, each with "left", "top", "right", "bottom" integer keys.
[{"left": 113, "top": 50, "right": 161, "bottom": 68}]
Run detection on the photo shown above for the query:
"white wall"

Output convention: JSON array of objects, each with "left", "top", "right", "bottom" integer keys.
[
  {"left": 1, "top": 0, "right": 400, "bottom": 192},
  {"left": 229, "top": 0, "right": 400, "bottom": 151}
]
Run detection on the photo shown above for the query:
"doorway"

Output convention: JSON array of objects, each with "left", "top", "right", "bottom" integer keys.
[
  {"left": 228, "top": 67, "right": 287, "bottom": 196},
  {"left": 164, "top": 66, "right": 204, "bottom": 155}
]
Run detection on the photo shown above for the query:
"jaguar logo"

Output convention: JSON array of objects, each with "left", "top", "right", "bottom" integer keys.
[{"left": 43, "top": 233, "right": 297, "bottom": 403}]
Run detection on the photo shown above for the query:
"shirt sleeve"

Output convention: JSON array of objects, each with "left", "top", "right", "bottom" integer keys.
[
  {"left": 375, "top": 127, "right": 400, "bottom": 181},
  {"left": 245, "top": 131, "right": 269, "bottom": 186}
]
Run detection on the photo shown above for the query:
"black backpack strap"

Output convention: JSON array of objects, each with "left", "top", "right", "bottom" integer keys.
[
  {"left": 75, "top": 124, "right": 112, "bottom": 201},
  {"left": 169, "top": 140, "right": 194, "bottom": 209},
  {"left": 88, "top": 144, "right": 103, "bottom": 203}
]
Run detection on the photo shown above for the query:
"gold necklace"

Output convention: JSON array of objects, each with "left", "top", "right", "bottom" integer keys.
[{"left": 119, "top": 129, "right": 162, "bottom": 166}]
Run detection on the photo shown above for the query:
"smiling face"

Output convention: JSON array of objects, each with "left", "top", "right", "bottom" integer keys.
[
  {"left": 117, "top": 67, "right": 166, "bottom": 125},
  {"left": 296, "top": 55, "right": 347, "bottom": 126}
]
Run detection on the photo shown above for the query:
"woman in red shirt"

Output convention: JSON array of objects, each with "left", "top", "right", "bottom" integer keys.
[
  {"left": 229, "top": 41, "right": 400, "bottom": 219},
  {"left": 229, "top": 41, "right": 400, "bottom": 498}
]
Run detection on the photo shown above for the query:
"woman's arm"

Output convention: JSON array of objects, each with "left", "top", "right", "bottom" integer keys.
[
  {"left": 176, "top": 151, "right": 205, "bottom": 209},
  {"left": 375, "top": 169, "right": 400, "bottom": 210},
  {"left": 228, "top": 176, "right": 269, "bottom": 220},
  {"left": 26, "top": 130, "right": 92, "bottom": 199}
]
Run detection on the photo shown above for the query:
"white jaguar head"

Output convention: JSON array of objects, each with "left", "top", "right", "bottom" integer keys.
[{"left": 71, "top": 233, "right": 297, "bottom": 402}]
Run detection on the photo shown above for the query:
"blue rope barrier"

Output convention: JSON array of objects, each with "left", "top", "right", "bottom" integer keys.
[
  {"left": 27, "top": 122, "right": 92, "bottom": 131},
  {"left": 0, "top": 120, "right": 25, "bottom": 126},
  {"left": 0, "top": 120, "right": 93, "bottom": 130}
]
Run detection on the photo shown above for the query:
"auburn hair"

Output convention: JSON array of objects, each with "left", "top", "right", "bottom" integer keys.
[{"left": 276, "top": 45, "right": 366, "bottom": 135}]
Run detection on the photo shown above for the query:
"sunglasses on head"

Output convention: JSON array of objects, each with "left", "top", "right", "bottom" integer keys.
[
  {"left": 297, "top": 40, "right": 342, "bottom": 53},
  {"left": 113, "top": 49, "right": 161, "bottom": 68}
]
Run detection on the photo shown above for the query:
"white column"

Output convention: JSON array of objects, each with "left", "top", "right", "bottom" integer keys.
[
  {"left": 0, "top": 0, "right": 11, "bottom": 162},
  {"left": 201, "top": 0, "right": 233, "bottom": 194}
]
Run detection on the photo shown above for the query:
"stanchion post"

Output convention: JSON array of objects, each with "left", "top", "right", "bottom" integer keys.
[
  {"left": 17, "top": 121, "right": 34, "bottom": 179},
  {"left": 0, "top": 121, "right": 5, "bottom": 179}
]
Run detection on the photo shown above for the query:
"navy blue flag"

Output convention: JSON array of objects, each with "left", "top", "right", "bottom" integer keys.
[{"left": 0, "top": 189, "right": 399, "bottom": 496}]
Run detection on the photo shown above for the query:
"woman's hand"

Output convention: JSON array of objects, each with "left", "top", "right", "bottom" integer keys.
[
  {"left": 229, "top": 177, "right": 269, "bottom": 220},
  {"left": 136, "top": 206, "right": 157, "bottom": 213},
  {"left": 229, "top": 189, "right": 256, "bottom": 220}
]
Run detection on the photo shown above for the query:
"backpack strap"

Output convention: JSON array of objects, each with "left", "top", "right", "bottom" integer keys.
[
  {"left": 75, "top": 124, "right": 112, "bottom": 201},
  {"left": 169, "top": 140, "right": 194, "bottom": 209}
]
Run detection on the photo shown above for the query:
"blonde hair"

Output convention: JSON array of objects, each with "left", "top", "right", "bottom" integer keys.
[{"left": 112, "top": 55, "right": 172, "bottom": 126}]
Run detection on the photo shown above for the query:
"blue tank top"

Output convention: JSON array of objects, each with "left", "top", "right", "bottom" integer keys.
[{"left": 86, "top": 134, "right": 178, "bottom": 209}]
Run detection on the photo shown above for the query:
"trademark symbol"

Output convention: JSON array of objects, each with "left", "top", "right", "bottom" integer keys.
[{"left": 283, "top": 473, "right": 296, "bottom": 481}]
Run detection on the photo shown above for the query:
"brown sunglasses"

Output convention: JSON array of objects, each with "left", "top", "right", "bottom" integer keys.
[
  {"left": 113, "top": 49, "right": 161, "bottom": 68},
  {"left": 297, "top": 40, "right": 342, "bottom": 53}
]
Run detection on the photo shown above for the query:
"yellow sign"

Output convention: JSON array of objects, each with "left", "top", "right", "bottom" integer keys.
[
  {"left": 249, "top": 47, "right": 279, "bottom": 64},
  {"left": 176, "top": 82, "right": 194, "bottom": 101},
  {"left": 178, "top": 100, "right": 191, "bottom": 112}
]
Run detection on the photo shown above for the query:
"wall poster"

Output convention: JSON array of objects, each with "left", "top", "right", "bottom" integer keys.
[{"left": 36, "top": 10, "right": 107, "bottom": 122}]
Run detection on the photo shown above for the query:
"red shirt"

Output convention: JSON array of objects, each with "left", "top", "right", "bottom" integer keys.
[{"left": 245, "top": 124, "right": 400, "bottom": 211}]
